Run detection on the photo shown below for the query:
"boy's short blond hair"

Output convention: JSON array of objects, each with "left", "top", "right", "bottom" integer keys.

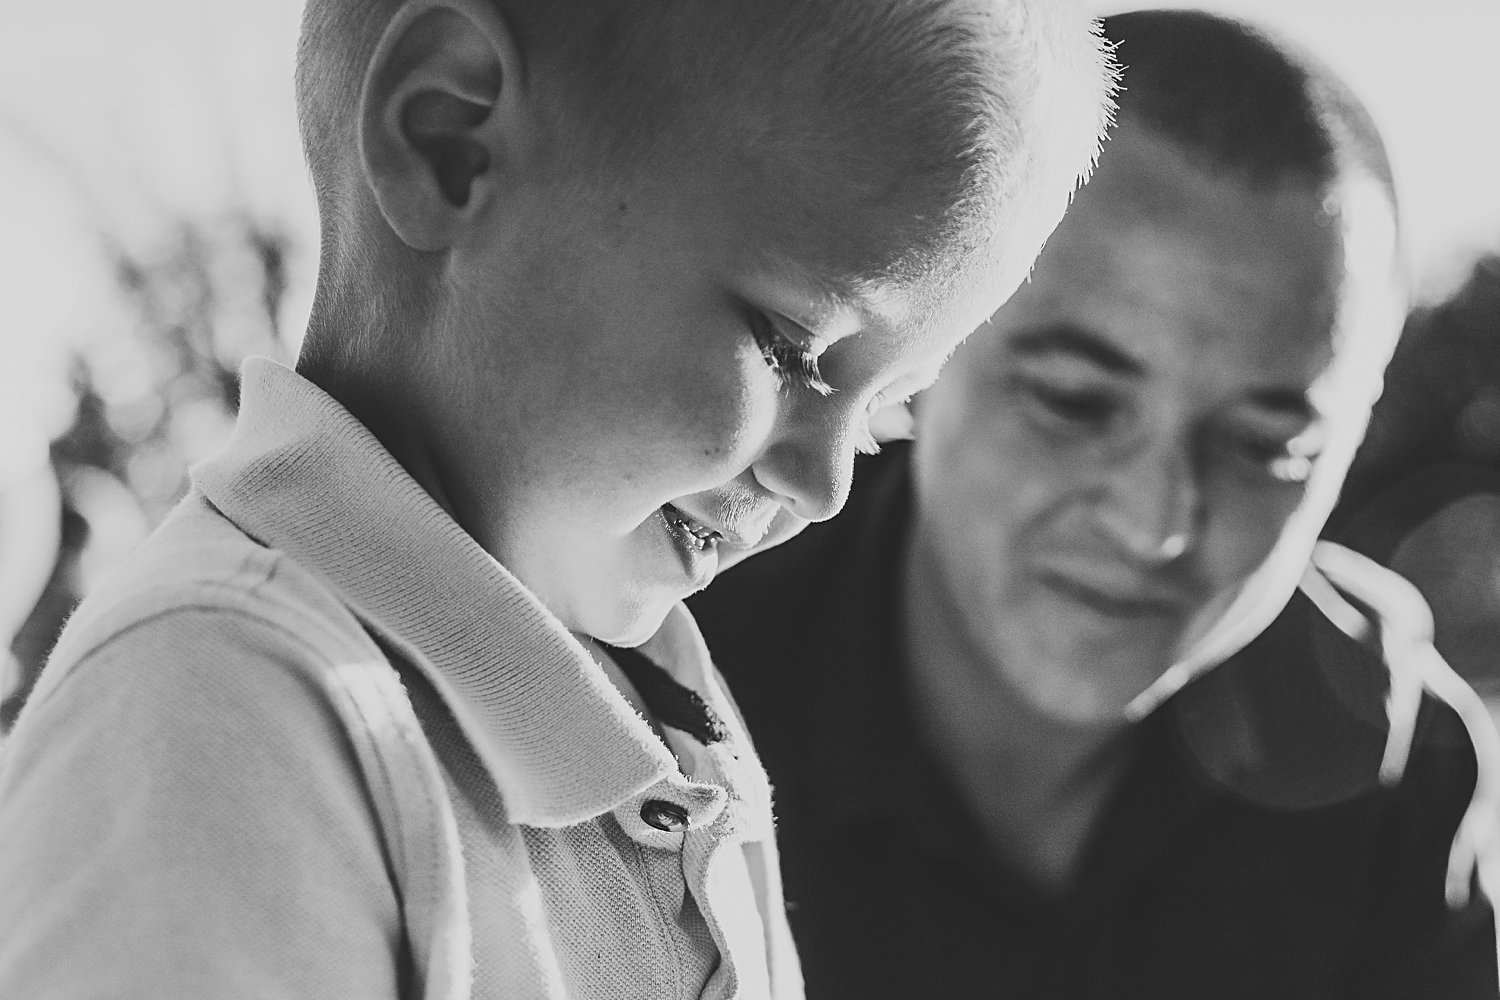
[{"left": 296, "top": 0, "right": 1115, "bottom": 283}]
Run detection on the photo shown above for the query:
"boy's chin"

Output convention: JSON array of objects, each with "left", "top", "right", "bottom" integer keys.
[
  {"left": 574, "top": 516, "right": 811, "bottom": 647},
  {"left": 577, "top": 591, "right": 676, "bottom": 649}
]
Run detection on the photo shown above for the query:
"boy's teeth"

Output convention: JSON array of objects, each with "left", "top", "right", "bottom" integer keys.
[{"left": 668, "top": 508, "right": 721, "bottom": 543}]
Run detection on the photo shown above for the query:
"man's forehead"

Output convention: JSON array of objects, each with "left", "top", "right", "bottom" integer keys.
[
  {"left": 1008, "top": 320, "right": 1324, "bottom": 413},
  {"left": 1070, "top": 127, "right": 1337, "bottom": 243},
  {"left": 1013, "top": 130, "right": 1344, "bottom": 322},
  {"left": 989, "top": 193, "right": 1349, "bottom": 405},
  {"left": 1007, "top": 267, "right": 1339, "bottom": 374},
  {"left": 1073, "top": 126, "right": 1395, "bottom": 312}
]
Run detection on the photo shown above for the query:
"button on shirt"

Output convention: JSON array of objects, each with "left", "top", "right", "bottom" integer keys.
[{"left": 0, "top": 357, "right": 802, "bottom": 1000}]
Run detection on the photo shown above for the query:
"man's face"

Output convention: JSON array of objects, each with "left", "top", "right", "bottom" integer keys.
[
  {"left": 417, "top": 140, "right": 1042, "bottom": 645},
  {"left": 911, "top": 126, "right": 1393, "bottom": 722}
]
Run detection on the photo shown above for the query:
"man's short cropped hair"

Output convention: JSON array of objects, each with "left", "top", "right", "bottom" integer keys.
[
  {"left": 1104, "top": 9, "right": 1395, "bottom": 205},
  {"left": 295, "top": 0, "right": 1117, "bottom": 281}
]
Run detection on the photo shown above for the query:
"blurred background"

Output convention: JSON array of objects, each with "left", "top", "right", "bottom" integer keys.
[{"left": 1, "top": 0, "right": 1499, "bottom": 724}]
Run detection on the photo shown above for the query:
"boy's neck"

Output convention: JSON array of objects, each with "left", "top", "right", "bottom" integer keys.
[{"left": 295, "top": 332, "right": 464, "bottom": 533}]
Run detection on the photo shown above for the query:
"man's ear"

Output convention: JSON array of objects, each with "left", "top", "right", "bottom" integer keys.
[{"left": 358, "top": 0, "right": 526, "bottom": 252}]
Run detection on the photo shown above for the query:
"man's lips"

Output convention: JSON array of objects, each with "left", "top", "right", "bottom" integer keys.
[{"left": 1036, "top": 569, "right": 1193, "bottom": 619}]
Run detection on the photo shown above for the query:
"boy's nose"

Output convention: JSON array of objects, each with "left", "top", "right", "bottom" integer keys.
[{"left": 752, "top": 424, "right": 854, "bottom": 524}]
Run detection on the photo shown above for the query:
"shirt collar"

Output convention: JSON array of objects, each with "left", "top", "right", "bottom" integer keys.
[{"left": 193, "top": 357, "right": 684, "bottom": 828}]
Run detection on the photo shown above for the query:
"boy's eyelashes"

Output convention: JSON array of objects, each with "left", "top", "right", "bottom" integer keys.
[
  {"left": 743, "top": 308, "right": 909, "bottom": 458},
  {"left": 749, "top": 311, "right": 834, "bottom": 396}
]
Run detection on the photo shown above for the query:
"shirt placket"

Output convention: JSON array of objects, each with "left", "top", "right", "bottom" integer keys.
[
  {"left": 604, "top": 634, "right": 779, "bottom": 999},
  {"left": 609, "top": 725, "right": 776, "bottom": 1000},
  {"left": 678, "top": 739, "right": 774, "bottom": 1000}
]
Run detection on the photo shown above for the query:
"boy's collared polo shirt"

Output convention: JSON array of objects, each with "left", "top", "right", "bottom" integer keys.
[{"left": 0, "top": 357, "right": 802, "bottom": 1000}]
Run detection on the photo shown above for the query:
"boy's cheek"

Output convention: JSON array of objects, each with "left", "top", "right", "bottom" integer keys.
[{"left": 653, "top": 382, "right": 781, "bottom": 477}]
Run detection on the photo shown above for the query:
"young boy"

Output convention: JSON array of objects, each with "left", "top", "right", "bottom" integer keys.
[{"left": 0, "top": 1, "right": 1114, "bottom": 997}]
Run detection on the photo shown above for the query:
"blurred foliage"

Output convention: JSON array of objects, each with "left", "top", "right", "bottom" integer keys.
[
  {"left": 63, "top": 214, "right": 293, "bottom": 522},
  {"left": 3, "top": 214, "right": 294, "bottom": 727},
  {"left": 1328, "top": 254, "right": 1500, "bottom": 691},
  {"left": 1337, "top": 254, "right": 1500, "bottom": 514}
]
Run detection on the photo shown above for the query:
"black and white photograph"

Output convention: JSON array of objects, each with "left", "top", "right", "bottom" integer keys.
[{"left": 2, "top": 1, "right": 1499, "bottom": 997}]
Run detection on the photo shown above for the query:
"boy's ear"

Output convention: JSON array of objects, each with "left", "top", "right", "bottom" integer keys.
[{"left": 358, "top": 0, "right": 526, "bottom": 252}]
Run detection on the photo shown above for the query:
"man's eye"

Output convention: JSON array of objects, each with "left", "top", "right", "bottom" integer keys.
[
  {"left": 1223, "top": 430, "right": 1316, "bottom": 484},
  {"left": 1020, "top": 379, "right": 1116, "bottom": 431},
  {"left": 749, "top": 313, "right": 832, "bottom": 396}
]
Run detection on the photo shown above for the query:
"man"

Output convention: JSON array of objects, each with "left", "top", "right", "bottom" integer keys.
[{"left": 692, "top": 10, "right": 1498, "bottom": 998}]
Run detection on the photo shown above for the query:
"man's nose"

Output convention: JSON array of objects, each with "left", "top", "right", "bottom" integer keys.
[
  {"left": 1092, "top": 436, "right": 1201, "bottom": 566},
  {"left": 751, "top": 408, "right": 855, "bottom": 524}
]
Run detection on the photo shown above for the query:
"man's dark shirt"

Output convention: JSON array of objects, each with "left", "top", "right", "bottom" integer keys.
[{"left": 690, "top": 443, "right": 1498, "bottom": 1000}]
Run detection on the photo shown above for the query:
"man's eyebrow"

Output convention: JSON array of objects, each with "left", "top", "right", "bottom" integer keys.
[{"left": 1008, "top": 324, "right": 1144, "bottom": 376}]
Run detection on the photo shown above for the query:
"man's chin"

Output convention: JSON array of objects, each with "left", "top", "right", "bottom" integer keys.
[{"left": 995, "top": 635, "right": 1176, "bottom": 726}]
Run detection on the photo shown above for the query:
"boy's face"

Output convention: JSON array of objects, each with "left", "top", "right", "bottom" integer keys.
[
  {"left": 419, "top": 146, "right": 1031, "bottom": 645},
  {"left": 911, "top": 127, "right": 1397, "bottom": 721}
]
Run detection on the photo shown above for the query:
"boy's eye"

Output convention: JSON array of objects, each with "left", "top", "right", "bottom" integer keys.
[{"left": 750, "top": 312, "right": 833, "bottom": 396}]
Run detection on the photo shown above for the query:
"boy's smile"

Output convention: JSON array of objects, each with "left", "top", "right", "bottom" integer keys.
[{"left": 655, "top": 498, "right": 772, "bottom": 586}]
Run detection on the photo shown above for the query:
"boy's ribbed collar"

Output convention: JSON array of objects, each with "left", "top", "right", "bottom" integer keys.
[{"left": 193, "top": 357, "right": 687, "bottom": 828}]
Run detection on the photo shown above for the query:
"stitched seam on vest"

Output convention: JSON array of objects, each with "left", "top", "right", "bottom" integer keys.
[{"left": 630, "top": 834, "right": 692, "bottom": 997}]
